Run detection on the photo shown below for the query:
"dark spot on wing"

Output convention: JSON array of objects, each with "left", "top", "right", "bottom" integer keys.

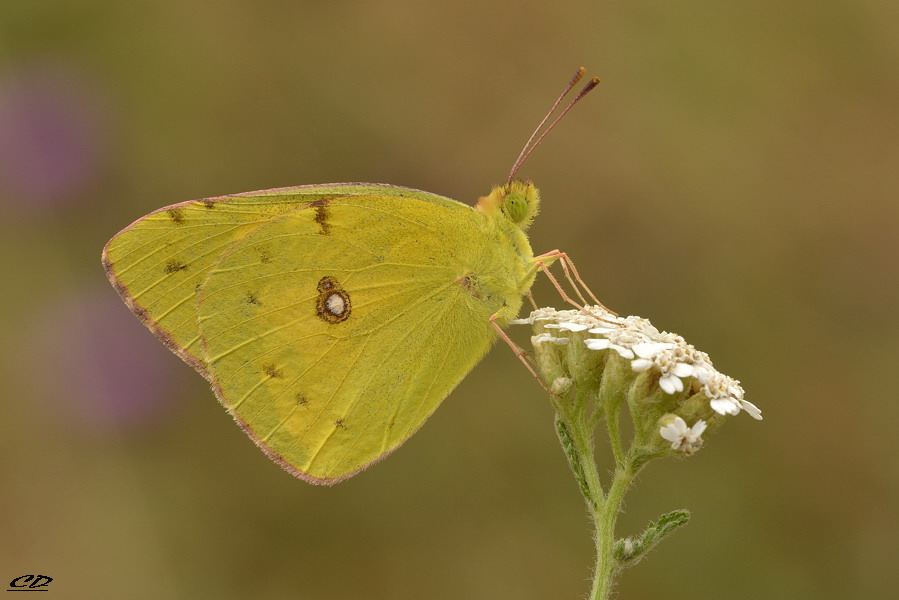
[
  {"left": 164, "top": 260, "right": 189, "bottom": 274},
  {"left": 295, "top": 393, "right": 308, "bottom": 406},
  {"left": 456, "top": 274, "right": 482, "bottom": 299},
  {"left": 335, "top": 418, "right": 346, "bottom": 429},
  {"left": 310, "top": 198, "right": 331, "bottom": 235},
  {"left": 202, "top": 200, "right": 216, "bottom": 209},
  {"left": 167, "top": 208, "right": 185, "bottom": 224},
  {"left": 315, "top": 276, "right": 351, "bottom": 323},
  {"left": 262, "top": 363, "right": 284, "bottom": 378},
  {"left": 246, "top": 292, "right": 261, "bottom": 306},
  {"left": 257, "top": 247, "right": 272, "bottom": 264}
]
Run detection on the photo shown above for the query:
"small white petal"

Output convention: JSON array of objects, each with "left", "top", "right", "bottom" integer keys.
[
  {"left": 710, "top": 398, "right": 741, "bottom": 415},
  {"left": 692, "top": 365, "right": 711, "bottom": 384},
  {"left": 631, "top": 358, "right": 654, "bottom": 372},
  {"left": 633, "top": 341, "right": 673, "bottom": 358},
  {"left": 672, "top": 362, "right": 694, "bottom": 378},
  {"left": 584, "top": 338, "right": 610, "bottom": 350},
  {"left": 558, "top": 322, "right": 589, "bottom": 332},
  {"left": 727, "top": 384, "right": 744, "bottom": 399},
  {"left": 632, "top": 342, "right": 658, "bottom": 358},
  {"left": 660, "top": 417, "right": 688, "bottom": 442},
  {"left": 740, "top": 400, "right": 763, "bottom": 420},
  {"left": 611, "top": 345, "right": 635, "bottom": 359},
  {"left": 587, "top": 326, "right": 618, "bottom": 335},
  {"left": 690, "top": 419, "right": 708, "bottom": 436},
  {"left": 659, "top": 374, "right": 683, "bottom": 394}
]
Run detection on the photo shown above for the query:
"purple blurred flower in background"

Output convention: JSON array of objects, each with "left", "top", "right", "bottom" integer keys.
[
  {"left": 0, "top": 63, "right": 107, "bottom": 215},
  {"left": 30, "top": 286, "right": 181, "bottom": 434}
]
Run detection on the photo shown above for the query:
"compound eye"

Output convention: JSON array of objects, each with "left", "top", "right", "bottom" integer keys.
[{"left": 504, "top": 192, "right": 528, "bottom": 223}]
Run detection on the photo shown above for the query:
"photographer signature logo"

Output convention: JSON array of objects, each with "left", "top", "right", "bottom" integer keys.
[{"left": 6, "top": 576, "right": 52, "bottom": 592}]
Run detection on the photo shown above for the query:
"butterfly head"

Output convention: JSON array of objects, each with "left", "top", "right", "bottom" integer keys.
[{"left": 476, "top": 180, "right": 540, "bottom": 230}]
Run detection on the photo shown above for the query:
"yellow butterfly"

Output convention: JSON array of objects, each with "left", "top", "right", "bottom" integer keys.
[{"left": 103, "top": 69, "right": 600, "bottom": 484}]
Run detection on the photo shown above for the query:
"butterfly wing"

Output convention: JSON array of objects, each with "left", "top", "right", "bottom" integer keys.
[
  {"left": 197, "top": 194, "right": 509, "bottom": 483},
  {"left": 102, "top": 183, "right": 460, "bottom": 375}
]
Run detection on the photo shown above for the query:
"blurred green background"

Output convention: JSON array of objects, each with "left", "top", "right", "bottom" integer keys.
[{"left": 2, "top": 1, "right": 897, "bottom": 599}]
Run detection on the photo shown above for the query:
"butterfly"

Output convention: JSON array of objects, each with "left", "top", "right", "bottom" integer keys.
[{"left": 103, "top": 69, "right": 600, "bottom": 484}]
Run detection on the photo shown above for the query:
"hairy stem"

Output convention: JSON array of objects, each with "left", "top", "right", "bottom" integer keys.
[
  {"left": 561, "top": 401, "right": 634, "bottom": 600},
  {"left": 588, "top": 466, "right": 633, "bottom": 600}
]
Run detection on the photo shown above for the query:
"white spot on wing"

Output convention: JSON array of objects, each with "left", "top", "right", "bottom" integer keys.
[{"left": 326, "top": 293, "right": 346, "bottom": 316}]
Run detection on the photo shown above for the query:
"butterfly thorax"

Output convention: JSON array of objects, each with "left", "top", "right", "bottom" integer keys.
[{"left": 474, "top": 181, "right": 540, "bottom": 327}]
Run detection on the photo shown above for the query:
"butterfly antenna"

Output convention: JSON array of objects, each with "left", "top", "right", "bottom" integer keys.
[
  {"left": 508, "top": 75, "right": 601, "bottom": 184},
  {"left": 507, "top": 67, "right": 587, "bottom": 185}
]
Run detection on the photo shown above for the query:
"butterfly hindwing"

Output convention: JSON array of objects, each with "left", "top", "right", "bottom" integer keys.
[{"left": 197, "top": 194, "right": 506, "bottom": 483}]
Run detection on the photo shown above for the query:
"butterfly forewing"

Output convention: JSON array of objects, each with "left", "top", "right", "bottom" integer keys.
[{"left": 102, "top": 184, "right": 460, "bottom": 374}]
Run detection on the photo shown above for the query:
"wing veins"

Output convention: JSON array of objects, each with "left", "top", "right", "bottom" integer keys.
[
  {"left": 300, "top": 282, "right": 458, "bottom": 472},
  {"left": 331, "top": 292, "right": 462, "bottom": 467}
]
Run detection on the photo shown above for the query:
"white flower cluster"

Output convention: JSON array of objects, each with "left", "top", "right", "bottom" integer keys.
[{"left": 513, "top": 306, "right": 762, "bottom": 422}]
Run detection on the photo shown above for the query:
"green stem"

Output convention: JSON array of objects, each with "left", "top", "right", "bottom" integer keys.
[
  {"left": 568, "top": 413, "right": 605, "bottom": 507},
  {"left": 562, "top": 404, "right": 634, "bottom": 600},
  {"left": 588, "top": 467, "right": 634, "bottom": 600},
  {"left": 605, "top": 403, "right": 625, "bottom": 470}
]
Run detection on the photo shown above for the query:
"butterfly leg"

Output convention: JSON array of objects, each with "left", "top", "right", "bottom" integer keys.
[
  {"left": 533, "top": 259, "right": 590, "bottom": 313},
  {"left": 521, "top": 255, "right": 589, "bottom": 313},
  {"left": 529, "top": 259, "right": 617, "bottom": 327},
  {"left": 489, "top": 313, "right": 555, "bottom": 395},
  {"left": 535, "top": 250, "right": 589, "bottom": 306},
  {"left": 533, "top": 249, "right": 616, "bottom": 315}
]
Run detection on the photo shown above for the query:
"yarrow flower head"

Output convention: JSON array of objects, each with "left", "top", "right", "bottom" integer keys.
[
  {"left": 512, "top": 305, "right": 761, "bottom": 457},
  {"left": 514, "top": 303, "right": 761, "bottom": 599}
]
